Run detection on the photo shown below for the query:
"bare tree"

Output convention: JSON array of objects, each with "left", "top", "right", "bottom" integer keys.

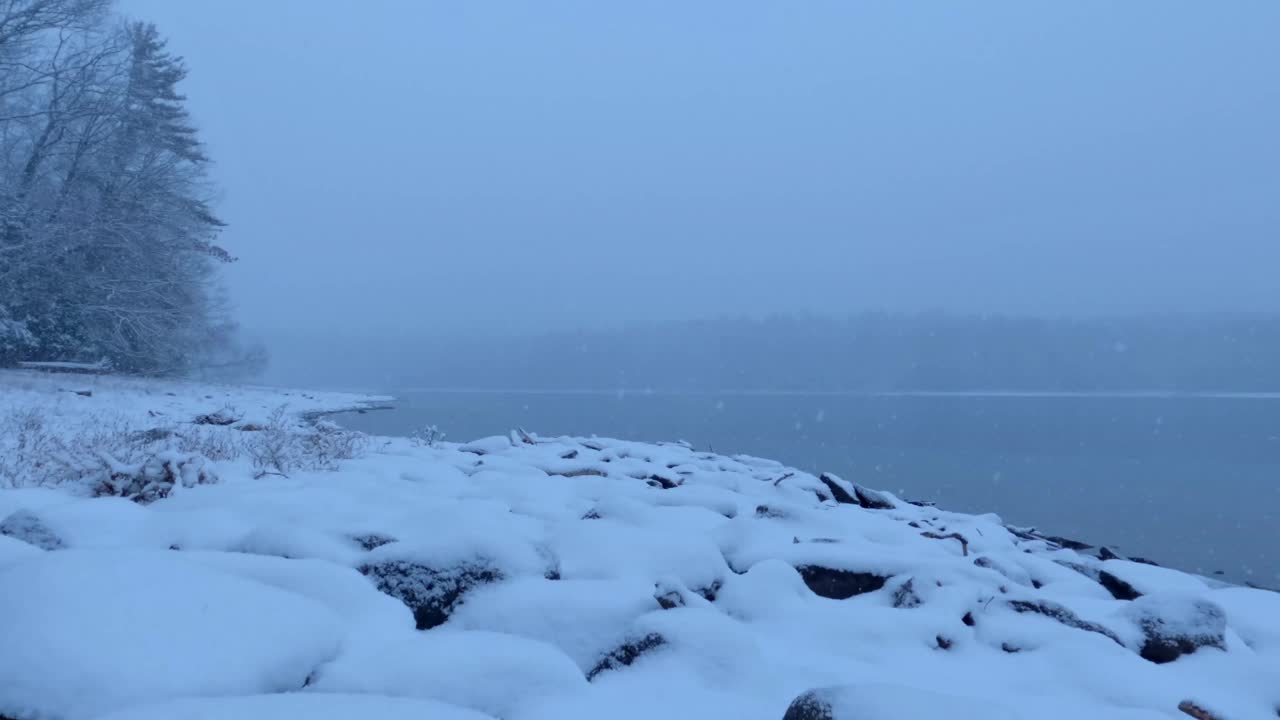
[{"left": 1, "top": 2, "right": 244, "bottom": 374}]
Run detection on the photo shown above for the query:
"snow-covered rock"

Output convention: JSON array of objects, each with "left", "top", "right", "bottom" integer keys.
[
  {"left": 781, "top": 684, "right": 1018, "bottom": 720},
  {"left": 1121, "top": 593, "right": 1228, "bottom": 663},
  {"left": 1, "top": 371, "right": 1278, "bottom": 720},
  {"left": 0, "top": 508, "right": 63, "bottom": 550},
  {"left": 309, "top": 630, "right": 588, "bottom": 718},
  {"left": 92, "top": 692, "right": 495, "bottom": 720},
  {"left": 0, "top": 550, "right": 344, "bottom": 720}
]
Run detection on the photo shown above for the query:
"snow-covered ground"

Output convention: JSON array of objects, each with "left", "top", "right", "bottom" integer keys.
[{"left": 1, "top": 370, "right": 1277, "bottom": 720}]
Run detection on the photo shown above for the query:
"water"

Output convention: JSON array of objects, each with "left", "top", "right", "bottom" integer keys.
[{"left": 337, "top": 390, "right": 1280, "bottom": 585}]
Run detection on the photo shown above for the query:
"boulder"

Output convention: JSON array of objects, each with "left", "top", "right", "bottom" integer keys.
[
  {"left": 1123, "top": 594, "right": 1227, "bottom": 664},
  {"left": 358, "top": 559, "right": 502, "bottom": 631},
  {"left": 1098, "top": 570, "right": 1143, "bottom": 601},
  {"left": 796, "top": 565, "right": 889, "bottom": 600},
  {"left": 0, "top": 510, "right": 63, "bottom": 551},
  {"left": 818, "top": 473, "right": 895, "bottom": 510},
  {"left": 1055, "top": 559, "right": 1143, "bottom": 601},
  {"left": 781, "top": 683, "right": 1018, "bottom": 719},
  {"left": 1007, "top": 599, "right": 1124, "bottom": 646},
  {"left": 586, "top": 633, "right": 667, "bottom": 681}
]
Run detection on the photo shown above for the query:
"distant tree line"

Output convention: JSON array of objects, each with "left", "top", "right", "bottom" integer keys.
[
  {"left": 375, "top": 312, "right": 1280, "bottom": 393},
  {"left": 0, "top": 0, "right": 256, "bottom": 374}
]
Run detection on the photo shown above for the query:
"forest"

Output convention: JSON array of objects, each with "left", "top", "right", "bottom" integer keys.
[
  {"left": 0, "top": 0, "right": 248, "bottom": 374},
  {"left": 263, "top": 311, "right": 1280, "bottom": 393}
]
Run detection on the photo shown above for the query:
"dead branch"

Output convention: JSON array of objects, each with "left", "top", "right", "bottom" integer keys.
[{"left": 921, "top": 531, "right": 970, "bottom": 556}]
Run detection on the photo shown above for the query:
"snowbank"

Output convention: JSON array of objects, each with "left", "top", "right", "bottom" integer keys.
[
  {"left": 0, "top": 370, "right": 1277, "bottom": 720},
  {"left": 0, "top": 550, "right": 344, "bottom": 720}
]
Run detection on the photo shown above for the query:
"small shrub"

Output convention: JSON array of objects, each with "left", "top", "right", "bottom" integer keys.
[
  {"left": 91, "top": 451, "right": 216, "bottom": 504},
  {"left": 411, "top": 424, "right": 446, "bottom": 448},
  {"left": 178, "top": 426, "right": 240, "bottom": 461},
  {"left": 241, "top": 406, "right": 368, "bottom": 477},
  {"left": 242, "top": 406, "right": 295, "bottom": 477},
  {"left": 299, "top": 420, "right": 368, "bottom": 470}
]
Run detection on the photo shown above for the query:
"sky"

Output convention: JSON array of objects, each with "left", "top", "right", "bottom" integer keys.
[{"left": 120, "top": 0, "right": 1280, "bottom": 339}]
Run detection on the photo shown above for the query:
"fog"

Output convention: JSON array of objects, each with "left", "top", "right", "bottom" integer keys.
[
  {"left": 4, "top": 2, "right": 1280, "bottom": 681},
  {"left": 121, "top": 0, "right": 1279, "bottom": 353}
]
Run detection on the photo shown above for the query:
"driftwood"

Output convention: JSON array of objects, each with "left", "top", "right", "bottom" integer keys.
[
  {"left": 1177, "top": 701, "right": 1223, "bottom": 720},
  {"left": 921, "top": 531, "right": 970, "bottom": 556},
  {"left": 17, "top": 360, "right": 110, "bottom": 374}
]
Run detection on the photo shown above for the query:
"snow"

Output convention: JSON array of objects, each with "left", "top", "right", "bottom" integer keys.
[
  {"left": 1, "top": 369, "right": 1278, "bottom": 720},
  {"left": 785, "top": 683, "right": 1019, "bottom": 719},
  {"left": 93, "top": 693, "right": 495, "bottom": 720},
  {"left": 0, "top": 550, "right": 344, "bottom": 720},
  {"left": 310, "top": 630, "right": 589, "bottom": 718}
]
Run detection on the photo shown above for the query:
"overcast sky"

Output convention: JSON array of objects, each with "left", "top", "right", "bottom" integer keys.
[{"left": 121, "top": 0, "right": 1279, "bottom": 337}]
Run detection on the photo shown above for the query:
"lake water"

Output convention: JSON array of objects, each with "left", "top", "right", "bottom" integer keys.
[{"left": 336, "top": 390, "right": 1280, "bottom": 586}]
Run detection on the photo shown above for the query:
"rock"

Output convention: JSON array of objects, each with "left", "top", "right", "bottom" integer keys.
[
  {"left": 1004, "top": 525, "right": 1042, "bottom": 542},
  {"left": 1042, "top": 534, "right": 1094, "bottom": 551},
  {"left": 358, "top": 559, "right": 502, "bottom": 631},
  {"left": 458, "top": 435, "right": 515, "bottom": 455},
  {"left": 891, "top": 578, "right": 922, "bottom": 609},
  {"left": 655, "top": 589, "right": 683, "bottom": 609},
  {"left": 193, "top": 410, "right": 238, "bottom": 426},
  {"left": 781, "top": 683, "right": 1018, "bottom": 719},
  {"left": 350, "top": 533, "right": 397, "bottom": 551},
  {"left": 852, "top": 485, "right": 896, "bottom": 510},
  {"left": 694, "top": 580, "right": 722, "bottom": 602},
  {"left": 756, "top": 505, "right": 787, "bottom": 519},
  {"left": 586, "top": 633, "right": 667, "bottom": 681},
  {"left": 817, "top": 473, "right": 858, "bottom": 505},
  {"left": 1056, "top": 559, "right": 1143, "bottom": 601},
  {"left": 646, "top": 474, "right": 679, "bottom": 489},
  {"left": 1098, "top": 570, "right": 1143, "bottom": 601},
  {"left": 973, "top": 555, "right": 1033, "bottom": 587},
  {"left": 1124, "top": 594, "right": 1227, "bottom": 664},
  {"left": 1098, "top": 546, "right": 1121, "bottom": 561},
  {"left": 0, "top": 510, "right": 63, "bottom": 550},
  {"left": 1177, "top": 700, "right": 1224, "bottom": 720},
  {"left": 782, "top": 689, "right": 835, "bottom": 720},
  {"left": 654, "top": 578, "right": 690, "bottom": 609},
  {"left": 796, "top": 565, "right": 889, "bottom": 600},
  {"left": 1007, "top": 599, "right": 1124, "bottom": 647},
  {"left": 818, "top": 473, "right": 895, "bottom": 510}
]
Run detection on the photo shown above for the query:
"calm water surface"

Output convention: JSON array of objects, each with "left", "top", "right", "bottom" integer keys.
[{"left": 337, "top": 390, "right": 1280, "bottom": 585}]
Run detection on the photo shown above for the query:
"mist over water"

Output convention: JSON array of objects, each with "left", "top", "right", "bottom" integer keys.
[
  {"left": 339, "top": 389, "right": 1280, "bottom": 586},
  {"left": 108, "top": 1, "right": 1280, "bottom": 589}
]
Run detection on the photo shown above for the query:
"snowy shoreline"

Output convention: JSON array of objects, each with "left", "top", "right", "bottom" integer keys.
[{"left": 1, "top": 370, "right": 1277, "bottom": 720}]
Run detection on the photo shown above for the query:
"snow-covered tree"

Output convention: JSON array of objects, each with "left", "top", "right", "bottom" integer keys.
[{"left": 0, "top": 1, "right": 244, "bottom": 373}]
